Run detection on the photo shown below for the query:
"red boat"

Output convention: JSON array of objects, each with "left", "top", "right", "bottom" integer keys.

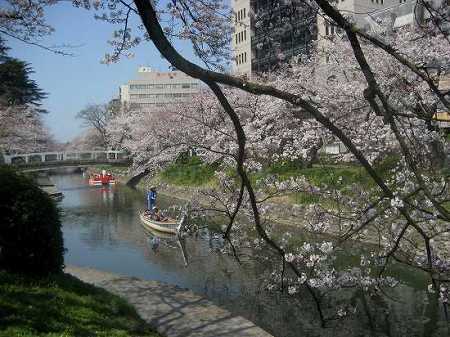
[{"left": 88, "top": 170, "right": 116, "bottom": 186}]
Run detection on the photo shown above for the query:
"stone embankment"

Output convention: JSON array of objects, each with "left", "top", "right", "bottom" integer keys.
[{"left": 66, "top": 265, "right": 274, "bottom": 337}]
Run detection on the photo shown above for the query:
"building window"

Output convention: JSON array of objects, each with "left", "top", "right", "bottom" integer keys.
[{"left": 244, "top": 29, "right": 246, "bottom": 41}]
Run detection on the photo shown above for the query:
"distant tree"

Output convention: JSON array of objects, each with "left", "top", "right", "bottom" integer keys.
[
  {"left": 0, "top": 58, "right": 47, "bottom": 108},
  {"left": 76, "top": 103, "right": 112, "bottom": 149},
  {"left": 0, "top": 36, "right": 9, "bottom": 60},
  {"left": 0, "top": 105, "right": 53, "bottom": 154},
  {"left": 65, "top": 128, "right": 106, "bottom": 151},
  {"left": 0, "top": 39, "right": 51, "bottom": 152}
]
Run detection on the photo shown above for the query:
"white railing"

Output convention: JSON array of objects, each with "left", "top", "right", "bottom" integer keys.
[{"left": 1, "top": 150, "right": 128, "bottom": 165}]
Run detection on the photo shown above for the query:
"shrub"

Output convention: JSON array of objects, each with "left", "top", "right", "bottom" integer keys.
[
  {"left": 161, "top": 155, "right": 218, "bottom": 186},
  {"left": 0, "top": 166, "right": 64, "bottom": 275}
]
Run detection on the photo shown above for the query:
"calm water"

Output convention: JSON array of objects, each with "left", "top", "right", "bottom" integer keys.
[{"left": 53, "top": 173, "right": 448, "bottom": 337}]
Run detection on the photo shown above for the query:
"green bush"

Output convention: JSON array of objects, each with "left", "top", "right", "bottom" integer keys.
[
  {"left": 161, "top": 155, "right": 218, "bottom": 186},
  {"left": 0, "top": 167, "right": 64, "bottom": 275}
]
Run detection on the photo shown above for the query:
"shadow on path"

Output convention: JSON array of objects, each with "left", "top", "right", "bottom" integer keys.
[{"left": 66, "top": 265, "right": 274, "bottom": 337}]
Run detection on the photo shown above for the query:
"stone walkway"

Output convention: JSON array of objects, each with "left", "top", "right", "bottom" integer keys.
[{"left": 66, "top": 265, "right": 274, "bottom": 337}]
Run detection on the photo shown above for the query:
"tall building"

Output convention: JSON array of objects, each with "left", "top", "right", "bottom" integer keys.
[
  {"left": 232, "top": 0, "right": 252, "bottom": 76},
  {"left": 232, "top": 0, "right": 316, "bottom": 77},
  {"left": 232, "top": 0, "right": 437, "bottom": 77},
  {"left": 119, "top": 67, "right": 200, "bottom": 110}
]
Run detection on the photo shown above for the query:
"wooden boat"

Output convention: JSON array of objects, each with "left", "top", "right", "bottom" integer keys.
[
  {"left": 141, "top": 219, "right": 190, "bottom": 266},
  {"left": 139, "top": 211, "right": 185, "bottom": 234}
]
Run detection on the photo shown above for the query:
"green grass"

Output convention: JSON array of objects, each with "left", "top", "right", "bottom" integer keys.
[
  {"left": 0, "top": 271, "right": 160, "bottom": 337},
  {"left": 252, "top": 160, "right": 368, "bottom": 188},
  {"left": 257, "top": 157, "right": 399, "bottom": 188},
  {"left": 159, "top": 155, "right": 402, "bottom": 206},
  {"left": 160, "top": 155, "right": 218, "bottom": 186}
]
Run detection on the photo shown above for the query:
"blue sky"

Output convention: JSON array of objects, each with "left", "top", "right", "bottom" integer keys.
[{"left": 5, "top": 2, "right": 198, "bottom": 142}]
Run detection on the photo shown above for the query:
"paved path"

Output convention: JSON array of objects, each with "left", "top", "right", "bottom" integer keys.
[{"left": 66, "top": 265, "right": 274, "bottom": 337}]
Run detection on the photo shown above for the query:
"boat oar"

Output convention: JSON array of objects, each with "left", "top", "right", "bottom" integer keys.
[{"left": 177, "top": 237, "right": 188, "bottom": 266}]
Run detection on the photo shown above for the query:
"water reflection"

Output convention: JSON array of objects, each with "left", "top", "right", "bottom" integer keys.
[{"left": 52, "top": 174, "right": 448, "bottom": 337}]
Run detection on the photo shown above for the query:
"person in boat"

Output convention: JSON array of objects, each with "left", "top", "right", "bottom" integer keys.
[
  {"left": 152, "top": 207, "right": 167, "bottom": 222},
  {"left": 147, "top": 186, "right": 157, "bottom": 213}
]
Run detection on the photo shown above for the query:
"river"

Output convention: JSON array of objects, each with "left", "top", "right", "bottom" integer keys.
[{"left": 53, "top": 173, "right": 448, "bottom": 337}]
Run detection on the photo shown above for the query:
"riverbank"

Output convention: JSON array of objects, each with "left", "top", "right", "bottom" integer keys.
[
  {"left": 87, "top": 163, "right": 365, "bottom": 234},
  {"left": 88, "top": 160, "right": 449, "bottom": 243},
  {"left": 0, "top": 270, "right": 160, "bottom": 337},
  {"left": 66, "top": 265, "right": 274, "bottom": 337}
]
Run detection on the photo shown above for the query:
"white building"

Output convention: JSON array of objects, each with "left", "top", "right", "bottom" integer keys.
[
  {"left": 232, "top": 0, "right": 252, "bottom": 77},
  {"left": 119, "top": 67, "right": 201, "bottom": 110}
]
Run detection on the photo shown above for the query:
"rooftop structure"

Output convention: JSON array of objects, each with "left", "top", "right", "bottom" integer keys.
[{"left": 317, "top": 0, "right": 430, "bottom": 40}]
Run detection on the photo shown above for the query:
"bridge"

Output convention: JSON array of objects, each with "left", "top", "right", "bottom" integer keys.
[{"left": 1, "top": 150, "right": 129, "bottom": 170}]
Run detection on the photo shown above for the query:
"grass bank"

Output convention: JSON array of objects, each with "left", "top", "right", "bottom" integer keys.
[
  {"left": 160, "top": 155, "right": 218, "bottom": 186},
  {"left": 0, "top": 271, "right": 160, "bottom": 337},
  {"left": 156, "top": 156, "right": 398, "bottom": 206}
]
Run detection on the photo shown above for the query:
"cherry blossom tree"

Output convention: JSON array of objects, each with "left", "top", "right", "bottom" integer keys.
[
  {"left": 100, "top": 0, "right": 450, "bottom": 326},
  {"left": 0, "top": 0, "right": 76, "bottom": 55},
  {"left": 65, "top": 127, "right": 106, "bottom": 150},
  {"left": 4, "top": 0, "right": 449, "bottom": 329},
  {"left": 0, "top": 104, "right": 53, "bottom": 153}
]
